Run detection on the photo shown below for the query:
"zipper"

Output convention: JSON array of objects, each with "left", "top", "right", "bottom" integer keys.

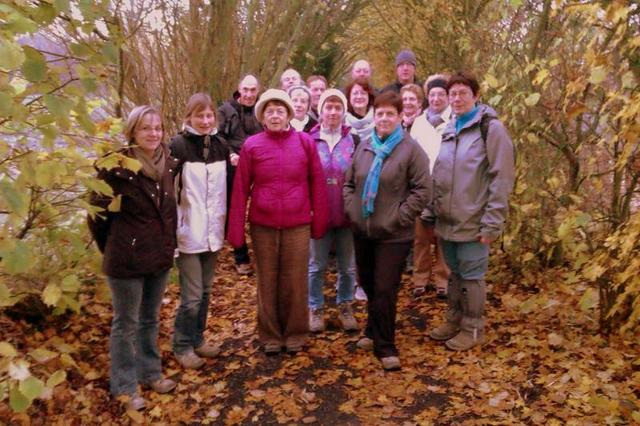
[
  {"left": 131, "top": 237, "right": 136, "bottom": 246},
  {"left": 448, "top": 136, "right": 457, "bottom": 223}
]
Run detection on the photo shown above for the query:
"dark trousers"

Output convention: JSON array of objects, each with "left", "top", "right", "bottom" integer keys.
[
  {"left": 234, "top": 244, "right": 250, "bottom": 265},
  {"left": 228, "top": 164, "right": 251, "bottom": 266},
  {"left": 354, "top": 235, "right": 411, "bottom": 358}
]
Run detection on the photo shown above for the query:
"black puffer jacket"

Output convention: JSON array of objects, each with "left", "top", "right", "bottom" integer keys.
[
  {"left": 217, "top": 92, "right": 263, "bottom": 154},
  {"left": 87, "top": 147, "right": 179, "bottom": 278}
]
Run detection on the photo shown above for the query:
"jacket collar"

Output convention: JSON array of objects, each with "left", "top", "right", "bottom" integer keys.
[{"left": 309, "top": 124, "right": 352, "bottom": 141}]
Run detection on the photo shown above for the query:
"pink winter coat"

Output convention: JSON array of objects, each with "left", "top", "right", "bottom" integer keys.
[{"left": 227, "top": 127, "right": 329, "bottom": 248}]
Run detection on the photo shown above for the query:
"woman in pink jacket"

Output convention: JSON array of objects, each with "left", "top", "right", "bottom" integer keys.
[{"left": 227, "top": 89, "right": 328, "bottom": 355}]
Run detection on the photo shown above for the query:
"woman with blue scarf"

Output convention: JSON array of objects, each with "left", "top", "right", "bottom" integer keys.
[{"left": 343, "top": 91, "right": 431, "bottom": 370}]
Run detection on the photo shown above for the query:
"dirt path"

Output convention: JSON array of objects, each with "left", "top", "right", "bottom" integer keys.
[{"left": 1, "top": 247, "right": 637, "bottom": 424}]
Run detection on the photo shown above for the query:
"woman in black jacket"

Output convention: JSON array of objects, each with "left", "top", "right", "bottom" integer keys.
[{"left": 88, "top": 105, "right": 178, "bottom": 411}]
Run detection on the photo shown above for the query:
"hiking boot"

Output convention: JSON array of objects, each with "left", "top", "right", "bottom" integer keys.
[
  {"left": 175, "top": 349, "right": 205, "bottom": 370},
  {"left": 264, "top": 343, "right": 281, "bottom": 355},
  {"left": 429, "top": 322, "right": 460, "bottom": 341},
  {"left": 430, "top": 274, "right": 462, "bottom": 340},
  {"left": 235, "top": 263, "right": 253, "bottom": 275},
  {"left": 436, "top": 281, "right": 448, "bottom": 299},
  {"left": 309, "top": 308, "right": 325, "bottom": 333},
  {"left": 195, "top": 342, "right": 220, "bottom": 358},
  {"left": 354, "top": 285, "right": 367, "bottom": 301},
  {"left": 356, "top": 337, "right": 373, "bottom": 351},
  {"left": 412, "top": 287, "right": 426, "bottom": 298},
  {"left": 121, "top": 393, "right": 146, "bottom": 411},
  {"left": 286, "top": 343, "right": 303, "bottom": 354},
  {"left": 146, "top": 378, "right": 177, "bottom": 394},
  {"left": 338, "top": 303, "right": 359, "bottom": 331},
  {"left": 445, "top": 329, "right": 485, "bottom": 351},
  {"left": 380, "top": 356, "right": 401, "bottom": 371}
]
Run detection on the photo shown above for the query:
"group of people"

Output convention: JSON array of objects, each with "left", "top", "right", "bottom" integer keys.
[{"left": 87, "top": 48, "right": 515, "bottom": 411}]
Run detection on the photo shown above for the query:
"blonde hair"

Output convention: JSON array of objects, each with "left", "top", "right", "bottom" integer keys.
[
  {"left": 400, "top": 83, "right": 425, "bottom": 104},
  {"left": 124, "top": 105, "right": 162, "bottom": 145},
  {"left": 184, "top": 93, "right": 216, "bottom": 126}
]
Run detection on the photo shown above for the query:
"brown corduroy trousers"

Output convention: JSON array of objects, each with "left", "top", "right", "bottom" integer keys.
[
  {"left": 250, "top": 224, "right": 310, "bottom": 349},
  {"left": 412, "top": 219, "right": 450, "bottom": 290}
]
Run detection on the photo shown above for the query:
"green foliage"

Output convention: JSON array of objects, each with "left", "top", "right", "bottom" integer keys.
[
  {"left": 0, "top": 340, "right": 66, "bottom": 412},
  {"left": 0, "top": 0, "right": 122, "bottom": 413}
]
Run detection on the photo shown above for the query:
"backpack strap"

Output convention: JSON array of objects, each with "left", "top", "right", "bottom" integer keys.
[{"left": 480, "top": 115, "right": 496, "bottom": 144}]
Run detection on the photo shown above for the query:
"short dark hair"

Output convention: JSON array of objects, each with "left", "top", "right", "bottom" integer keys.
[
  {"left": 446, "top": 72, "right": 480, "bottom": 96},
  {"left": 306, "top": 75, "right": 327, "bottom": 86},
  {"left": 373, "top": 91, "right": 403, "bottom": 114},
  {"left": 344, "top": 80, "right": 376, "bottom": 115}
]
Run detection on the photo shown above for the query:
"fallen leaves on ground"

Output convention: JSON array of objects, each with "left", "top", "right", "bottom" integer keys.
[{"left": 1, "top": 248, "right": 638, "bottom": 425}]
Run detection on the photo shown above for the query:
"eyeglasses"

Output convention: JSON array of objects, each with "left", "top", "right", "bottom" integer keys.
[
  {"left": 351, "top": 91, "right": 367, "bottom": 96},
  {"left": 449, "top": 90, "right": 473, "bottom": 98}
]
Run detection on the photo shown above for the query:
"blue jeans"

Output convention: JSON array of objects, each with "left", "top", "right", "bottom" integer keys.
[
  {"left": 107, "top": 269, "right": 169, "bottom": 396},
  {"left": 173, "top": 251, "right": 218, "bottom": 354},
  {"left": 440, "top": 240, "right": 489, "bottom": 280},
  {"left": 308, "top": 227, "right": 356, "bottom": 310}
]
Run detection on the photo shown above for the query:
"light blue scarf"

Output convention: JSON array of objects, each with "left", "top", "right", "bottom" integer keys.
[
  {"left": 455, "top": 105, "right": 479, "bottom": 134},
  {"left": 361, "top": 125, "right": 404, "bottom": 218}
]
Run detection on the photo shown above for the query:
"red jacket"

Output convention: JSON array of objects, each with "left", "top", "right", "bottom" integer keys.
[{"left": 227, "top": 127, "right": 329, "bottom": 248}]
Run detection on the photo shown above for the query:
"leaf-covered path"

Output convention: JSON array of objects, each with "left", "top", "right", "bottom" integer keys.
[{"left": 2, "top": 246, "right": 638, "bottom": 424}]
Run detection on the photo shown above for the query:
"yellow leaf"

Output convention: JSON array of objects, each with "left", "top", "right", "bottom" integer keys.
[
  {"left": 107, "top": 194, "right": 121, "bottom": 212},
  {"left": 589, "top": 66, "right": 607, "bottom": 84},
  {"left": 485, "top": 74, "right": 499, "bottom": 88},
  {"left": 126, "top": 409, "right": 145, "bottom": 424},
  {"left": 0, "top": 341, "right": 18, "bottom": 357}
]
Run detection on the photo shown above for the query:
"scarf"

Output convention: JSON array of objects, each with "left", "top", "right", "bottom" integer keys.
[
  {"left": 455, "top": 105, "right": 479, "bottom": 135},
  {"left": 185, "top": 125, "right": 217, "bottom": 159},
  {"left": 290, "top": 115, "right": 309, "bottom": 132},
  {"left": 427, "top": 109, "right": 444, "bottom": 128},
  {"left": 346, "top": 108, "right": 375, "bottom": 143},
  {"left": 361, "top": 125, "right": 404, "bottom": 218},
  {"left": 133, "top": 144, "right": 165, "bottom": 182}
]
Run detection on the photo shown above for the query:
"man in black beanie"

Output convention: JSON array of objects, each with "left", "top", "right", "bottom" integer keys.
[{"left": 381, "top": 49, "right": 423, "bottom": 95}]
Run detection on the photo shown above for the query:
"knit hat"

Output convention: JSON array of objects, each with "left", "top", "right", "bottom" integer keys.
[
  {"left": 318, "top": 89, "right": 348, "bottom": 115},
  {"left": 426, "top": 78, "right": 447, "bottom": 95},
  {"left": 254, "top": 88, "right": 294, "bottom": 122},
  {"left": 395, "top": 49, "right": 416, "bottom": 67}
]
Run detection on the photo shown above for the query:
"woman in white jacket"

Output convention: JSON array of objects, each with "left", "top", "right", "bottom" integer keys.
[{"left": 170, "top": 93, "right": 238, "bottom": 369}]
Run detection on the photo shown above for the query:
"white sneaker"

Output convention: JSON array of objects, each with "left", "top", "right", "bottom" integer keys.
[{"left": 354, "top": 286, "right": 367, "bottom": 301}]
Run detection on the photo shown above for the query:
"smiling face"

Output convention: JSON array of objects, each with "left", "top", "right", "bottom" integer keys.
[
  {"left": 290, "top": 89, "right": 310, "bottom": 120},
  {"left": 349, "top": 84, "right": 369, "bottom": 112},
  {"left": 448, "top": 83, "right": 478, "bottom": 115},
  {"left": 401, "top": 90, "right": 420, "bottom": 116},
  {"left": 134, "top": 113, "right": 163, "bottom": 155},
  {"left": 427, "top": 87, "right": 448, "bottom": 114},
  {"left": 262, "top": 101, "right": 289, "bottom": 131},
  {"left": 396, "top": 62, "right": 415, "bottom": 85},
  {"left": 374, "top": 105, "right": 401, "bottom": 138},
  {"left": 188, "top": 106, "right": 216, "bottom": 134},
  {"left": 321, "top": 98, "right": 344, "bottom": 131}
]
